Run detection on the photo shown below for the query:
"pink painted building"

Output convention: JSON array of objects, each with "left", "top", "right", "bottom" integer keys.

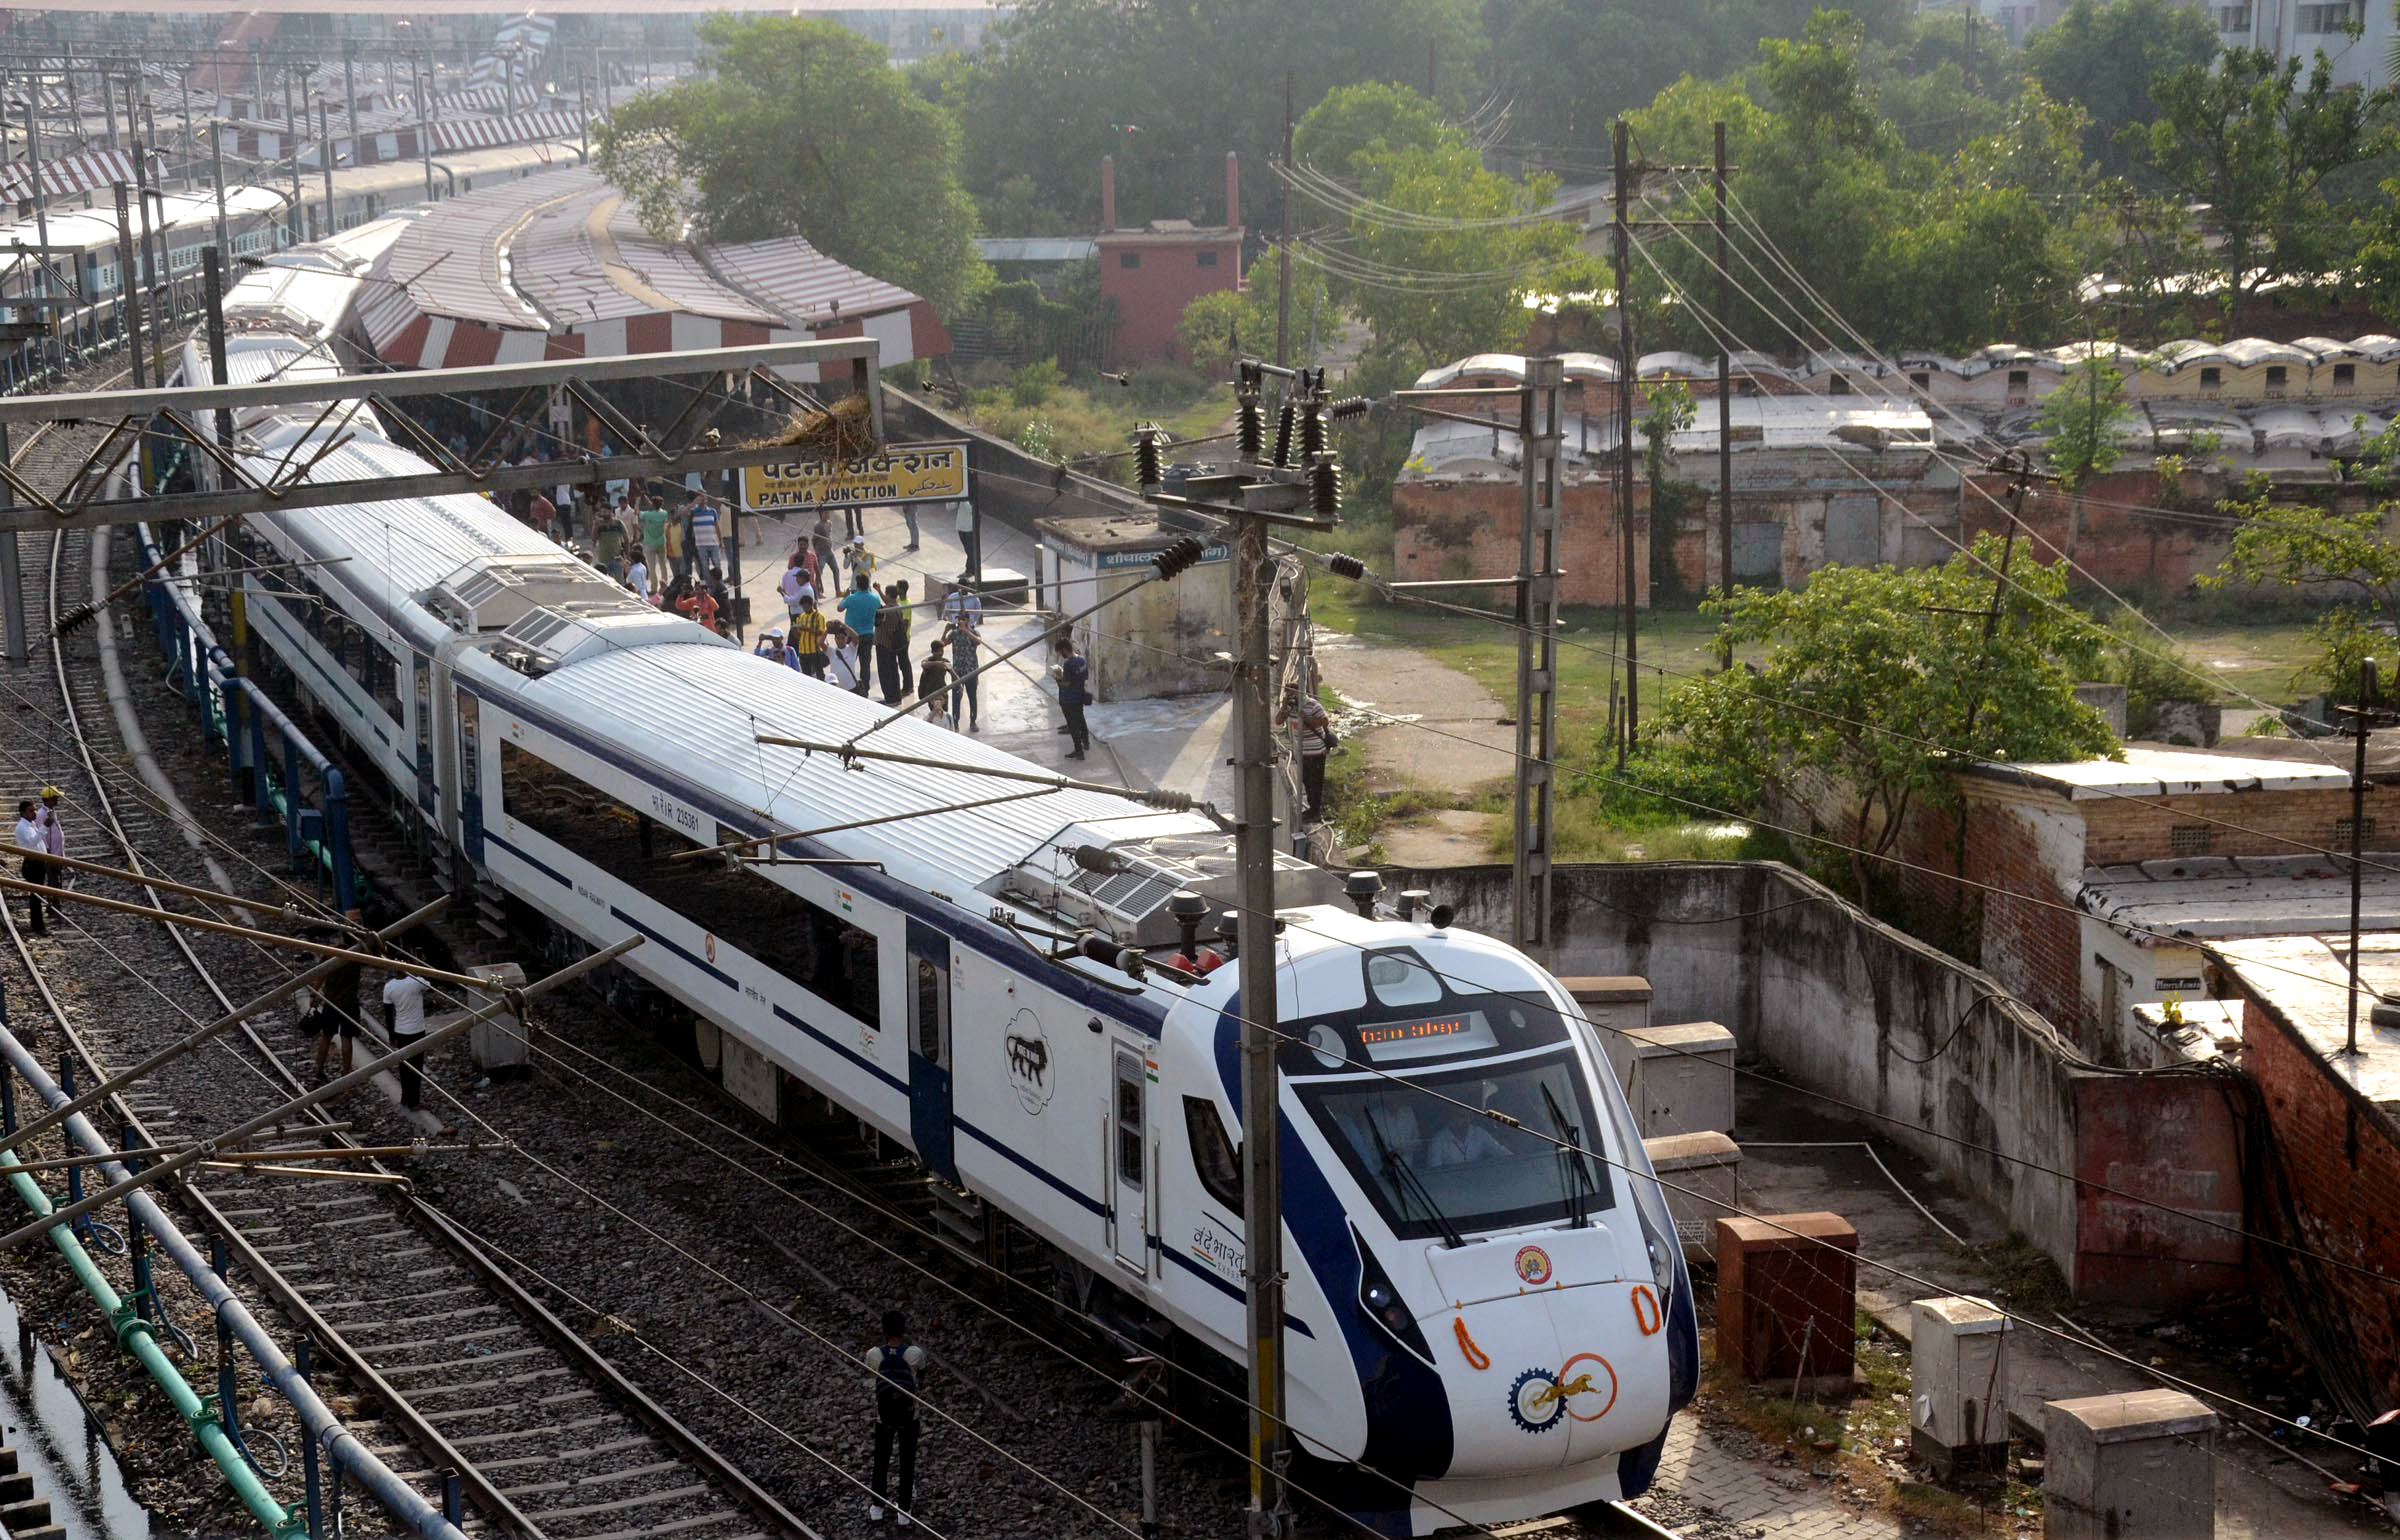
[{"left": 1094, "top": 153, "right": 1244, "bottom": 365}]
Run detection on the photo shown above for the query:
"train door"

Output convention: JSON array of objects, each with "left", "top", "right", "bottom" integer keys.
[
  {"left": 455, "top": 688, "right": 484, "bottom": 866},
  {"left": 905, "top": 921, "right": 957, "bottom": 1182},
  {"left": 1108, "top": 1043, "right": 1148, "bottom": 1275},
  {"left": 411, "top": 657, "right": 436, "bottom": 818}
]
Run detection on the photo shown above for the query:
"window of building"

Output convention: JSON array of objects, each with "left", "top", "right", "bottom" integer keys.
[
  {"left": 1119, "top": 252, "right": 1140, "bottom": 270},
  {"left": 499, "top": 739, "right": 881, "bottom": 1025},
  {"left": 2005, "top": 368, "right": 2030, "bottom": 403},
  {"left": 2297, "top": 0, "right": 2362, "bottom": 31},
  {"left": 2219, "top": 3, "right": 2252, "bottom": 27},
  {"left": 2265, "top": 364, "right": 2288, "bottom": 397},
  {"left": 2169, "top": 824, "right": 2214, "bottom": 857},
  {"left": 2199, "top": 366, "right": 2222, "bottom": 396},
  {"left": 2339, "top": 816, "right": 2378, "bottom": 848},
  {"left": 1196, "top": 249, "right": 1219, "bottom": 268},
  {"left": 1183, "top": 1096, "right": 1242, "bottom": 1210},
  {"left": 1909, "top": 370, "right": 1931, "bottom": 392},
  {"left": 1829, "top": 376, "right": 1851, "bottom": 396},
  {"left": 2335, "top": 362, "right": 2357, "bottom": 392}
]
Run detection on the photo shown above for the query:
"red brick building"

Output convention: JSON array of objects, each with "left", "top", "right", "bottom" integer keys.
[
  {"left": 1094, "top": 154, "right": 1244, "bottom": 365},
  {"left": 1883, "top": 749, "right": 2385, "bottom": 1047},
  {"left": 2213, "top": 934, "right": 2400, "bottom": 1408}
]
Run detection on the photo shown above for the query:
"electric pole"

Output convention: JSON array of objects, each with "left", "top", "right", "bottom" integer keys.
[
  {"left": 1514, "top": 356, "right": 1562, "bottom": 955},
  {"left": 111, "top": 182, "right": 145, "bottom": 392},
  {"left": 1715, "top": 119, "right": 1734, "bottom": 672},
  {"left": 318, "top": 98, "right": 335, "bottom": 240},
  {"left": 1275, "top": 69, "right": 1293, "bottom": 370},
  {"left": 1132, "top": 362, "right": 1350, "bottom": 1540},
  {"left": 1612, "top": 118, "right": 1639, "bottom": 755}
]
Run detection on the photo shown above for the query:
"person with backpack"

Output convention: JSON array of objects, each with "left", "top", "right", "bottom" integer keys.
[{"left": 863, "top": 1310, "right": 926, "bottom": 1526}]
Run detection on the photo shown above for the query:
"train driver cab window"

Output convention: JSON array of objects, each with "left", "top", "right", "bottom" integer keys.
[{"left": 1183, "top": 1096, "right": 1243, "bottom": 1210}]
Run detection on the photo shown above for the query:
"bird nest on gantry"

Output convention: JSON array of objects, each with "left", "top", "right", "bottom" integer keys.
[{"left": 753, "top": 393, "right": 880, "bottom": 462}]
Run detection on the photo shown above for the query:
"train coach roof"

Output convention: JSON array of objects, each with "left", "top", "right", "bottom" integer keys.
[
  {"left": 253, "top": 437, "right": 563, "bottom": 611},
  {"left": 512, "top": 641, "right": 1213, "bottom": 887}
]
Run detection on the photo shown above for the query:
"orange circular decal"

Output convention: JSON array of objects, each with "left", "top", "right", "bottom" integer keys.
[
  {"left": 1631, "top": 1285, "right": 1662, "bottom": 1336},
  {"left": 1513, "top": 1245, "right": 1553, "bottom": 1287},
  {"left": 1556, "top": 1352, "right": 1619, "bottom": 1422}
]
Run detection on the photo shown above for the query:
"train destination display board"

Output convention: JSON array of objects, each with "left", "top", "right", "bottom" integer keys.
[
  {"left": 739, "top": 441, "right": 969, "bottom": 513},
  {"left": 1358, "top": 1010, "right": 1498, "bottom": 1062}
]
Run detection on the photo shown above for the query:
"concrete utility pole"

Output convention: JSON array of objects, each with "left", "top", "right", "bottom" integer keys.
[
  {"left": 2342, "top": 659, "right": 2385, "bottom": 1056},
  {"left": 1513, "top": 356, "right": 1562, "bottom": 955},
  {"left": 318, "top": 98, "right": 336, "bottom": 240},
  {"left": 282, "top": 66, "right": 302, "bottom": 245},
  {"left": 1275, "top": 69, "right": 1292, "bottom": 369},
  {"left": 417, "top": 58, "right": 436, "bottom": 202},
  {"left": 111, "top": 182, "right": 146, "bottom": 392},
  {"left": 1611, "top": 117, "right": 1639, "bottom": 755},
  {"left": 209, "top": 120, "right": 230, "bottom": 263},
  {"left": 1715, "top": 119, "right": 1734, "bottom": 671},
  {"left": 342, "top": 45, "right": 358, "bottom": 173}
]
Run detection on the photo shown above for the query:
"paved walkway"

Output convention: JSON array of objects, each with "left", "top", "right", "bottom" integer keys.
[{"left": 1643, "top": 1416, "right": 1902, "bottom": 1540}]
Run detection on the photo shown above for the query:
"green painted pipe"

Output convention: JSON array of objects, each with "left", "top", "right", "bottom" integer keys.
[{"left": 4, "top": 1164, "right": 302, "bottom": 1537}]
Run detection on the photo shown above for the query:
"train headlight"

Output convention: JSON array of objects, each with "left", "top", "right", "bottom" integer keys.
[{"left": 1635, "top": 1192, "right": 1677, "bottom": 1299}]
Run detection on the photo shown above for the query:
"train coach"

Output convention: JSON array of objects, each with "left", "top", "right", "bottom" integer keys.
[{"left": 163, "top": 253, "right": 1698, "bottom": 1536}]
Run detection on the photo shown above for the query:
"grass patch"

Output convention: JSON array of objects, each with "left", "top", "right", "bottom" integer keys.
[
  {"left": 1975, "top": 1233, "right": 2073, "bottom": 1316},
  {"left": 957, "top": 370, "right": 1226, "bottom": 484},
  {"left": 1892, "top": 1482, "right": 1986, "bottom": 1531}
]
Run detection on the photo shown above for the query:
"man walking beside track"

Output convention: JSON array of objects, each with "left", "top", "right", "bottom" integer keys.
[
  {"left": 13, "top": 799, "right": 45, "bottom": 937},
  {"left": 382, "top": 969, "right": 430, "bottom": 1112},
  {"left": 864, "top": 1309, "right": 926, "bottom": 1527}
]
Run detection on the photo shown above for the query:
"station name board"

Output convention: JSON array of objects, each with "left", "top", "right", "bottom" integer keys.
[{"left": 740, "top": 441, "right": 969, "bottom": 513}]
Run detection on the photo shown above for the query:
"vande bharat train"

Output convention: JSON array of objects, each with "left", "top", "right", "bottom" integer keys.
[{"left": 160, "top": 224, "right": 1696, "bottom": 1534}]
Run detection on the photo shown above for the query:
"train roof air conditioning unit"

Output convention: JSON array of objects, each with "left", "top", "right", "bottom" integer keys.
[{"left": 998, "top": 830, "right": 1345, "bottom": 946}]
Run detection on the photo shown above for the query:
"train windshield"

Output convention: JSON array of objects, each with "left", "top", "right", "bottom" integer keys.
[{"left": 1298, "top": 1048, "right": 1617, "bottom": 1241}]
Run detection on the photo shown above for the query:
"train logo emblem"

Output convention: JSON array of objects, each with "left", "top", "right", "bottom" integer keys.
[
  {"left": 1514, "top": 1245, "right": 1553, "bottom": 1287},
  {"left": 1005, "top": 1009, "right": 1053, "bottom": 1115},
  {"left": 704, "top": 933, "right": 718, "bottom": 965},
  {"left": 1507, "top": 1368, "right": 1564, "bottom": 1433}
]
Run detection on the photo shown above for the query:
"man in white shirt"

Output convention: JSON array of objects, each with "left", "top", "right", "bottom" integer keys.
[
  {"left": 954, "top": 498, "right": 979, "bottom": 581},
  {"left": 625, "top": 557, "right": 649, "bottom": 599},
  {"left": 13, "top": 799, "right": 46, "bottom": 936},
  {"left": 382, "top": 972, "right": 430, "bottom": 1110}
]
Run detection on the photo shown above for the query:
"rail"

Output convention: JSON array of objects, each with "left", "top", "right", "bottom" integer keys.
[{"left": 132, "top": 519, "right": 358, "bottom": 911}]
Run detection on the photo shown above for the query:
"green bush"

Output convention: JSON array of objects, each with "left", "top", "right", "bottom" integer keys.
[
  {"left": 1009, "top": 357, "right": 1063, "bottom": 408},
  {"left": 2096, "top": 608, "right": 2214, "bottom": 737}
]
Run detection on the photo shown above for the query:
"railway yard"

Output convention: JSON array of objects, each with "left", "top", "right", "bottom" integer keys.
[{"left": 0, "top": 381, "right": 1273, "bottom": 1538}]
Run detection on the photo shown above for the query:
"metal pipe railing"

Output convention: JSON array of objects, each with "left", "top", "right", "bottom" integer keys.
[
  {"left": 0, "top": 1008, "right": 466, "bottom": 1540},
  {"left": 133, "top": 520, "right": 355, "bottom": 910}
]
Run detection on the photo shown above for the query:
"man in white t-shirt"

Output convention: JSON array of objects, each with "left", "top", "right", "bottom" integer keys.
[{"left": 382, "top": 972, "right": 430, "bottom": 1111}]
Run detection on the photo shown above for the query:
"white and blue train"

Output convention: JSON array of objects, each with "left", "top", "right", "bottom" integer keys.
[{"left": 164, "top": 223, "right": 1697, "bottom": 1535}]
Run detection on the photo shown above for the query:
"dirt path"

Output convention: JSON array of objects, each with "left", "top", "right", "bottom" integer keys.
[{"left": 1314, "top": 630, "right": 1516, "bottom": 864}]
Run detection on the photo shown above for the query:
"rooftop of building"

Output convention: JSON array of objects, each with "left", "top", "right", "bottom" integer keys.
[
  {"left": 1958, "top": 746, "right": 2353, "bottom": 800},
  {"left": 1094, "top": 220, "right": 1243, "bottom": 244},
  {"left": 2081, "top": 853, "right": 2400, "bottom": 944},
  {"left": 2214, "top": 932, "right": 2400, "bottom": 1109}
]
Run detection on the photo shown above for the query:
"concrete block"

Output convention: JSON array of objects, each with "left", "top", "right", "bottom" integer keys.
[
  {"left": 1643, "top": 1131, "right": 1741, "bottom": 1260},
  {"left": 463, "top": 962, "right": 528, "bottom": 1073},
  {"left": 1714, "top": 1211, "right": 1857, "bottom": 1392},
  {"left": 1564, "top": 975, "right": 1651, "bottom": 1049},
  {"left": 2043, "top": 1390, "right": 2216, "bottom": 1540},
  {"left": 1909, "top": 1296, "right": 2012, "bottom": 1478},
  {"left": 720, "top": 1032, "right": 780, "bottom": 1123},
  {"left": 1611, "top": 1021, "right": 1737, "bottom": 1138}
]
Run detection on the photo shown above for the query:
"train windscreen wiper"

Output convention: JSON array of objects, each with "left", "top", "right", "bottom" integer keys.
[{"left": 1541, "top": 1080, "right": 1595, "bottom": 1230}]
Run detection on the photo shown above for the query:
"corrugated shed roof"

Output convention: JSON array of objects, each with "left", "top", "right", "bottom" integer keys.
[
  {"left": 359, "top": 172, "right": 564, "bottom": 344},
  {"left": 703, "top": 234, "right": 923, "bottom": 326},
  {"left": 515, "top": 178, "right": 778, "bottom": 327},
  {"left": 516, "top": 640, "right": 1208, "bottom": 891},
  {"left": 976, "top": 238, "right": 1098, "bottom": 263}
]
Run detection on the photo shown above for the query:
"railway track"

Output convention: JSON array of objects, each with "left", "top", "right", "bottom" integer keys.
[{"left": 0, "top": 409, "right": 813, "bottom": 1540}]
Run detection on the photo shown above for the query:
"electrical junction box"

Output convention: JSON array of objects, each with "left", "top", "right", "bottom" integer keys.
[
  {"left": 465, "top": 962, "right": 529, "bottom": 1073},
  {"left": 1562, "top": 975, "right": 1651, "bottom": 1051},
  {"left": 2043, "top": 1390, "right": 2218, "bottom": 1540},
  {"left": 1609, "top": 1021, "right": 1736, "bottom": 1139},
  {"left": 1642, "top": 1130, "right": 1740, "bottom": 1260},
  {"left": 1714, "top": 1211, "right": 1858, "bottom": 1392},
  {"left": 1909, "top": 1296, "right": 2012, "bottom": 1477}
]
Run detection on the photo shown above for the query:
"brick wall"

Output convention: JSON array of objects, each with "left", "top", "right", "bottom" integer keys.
[
  {"left": 2080, "top": 785, "right": 2400, "bottom": 865},
  {"left": 1392, "top": 475, "right": 1652, "bottom": 608},
  {"left": 2239, "top": 995, "right": 2400, "bottom": 1405}
]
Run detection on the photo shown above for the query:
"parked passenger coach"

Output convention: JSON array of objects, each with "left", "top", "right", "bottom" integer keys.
[{"left": 163, "top": 236, "right": 1697, "bottom": 1534}]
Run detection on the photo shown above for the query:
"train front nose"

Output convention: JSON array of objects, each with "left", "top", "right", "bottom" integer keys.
[{"left": 1421, "top": 1229, "right": 1673, "bottom": 1478}]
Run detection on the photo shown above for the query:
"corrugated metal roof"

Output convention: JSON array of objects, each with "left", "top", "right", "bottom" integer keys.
[
  {"left": 975, "top": 238, "right": 1098, "bottom": 263},
  {"left": 515, "top": 177, "right": 779, "bottom": 328},
  {"left": 514, "top": 640, "right": 1208, "bottom": 891},
  {"left": 359, "top": 172, "right": 564, "bottom": 344},
  {"left": 703, "top": 234, "right": 922, "bottom": 326}
]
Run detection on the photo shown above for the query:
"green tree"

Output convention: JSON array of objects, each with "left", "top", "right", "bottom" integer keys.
[
  {"left": 599, "top": 17, "right": 987, "bottom": 315},
  {"left": 1625, "top": 73, "right": 1773, "bottom": 166},
  {"left": 951, "top": 0, "right": 1484, "bottom": 232},
  {"left": 1656, "top": 535, "right": 2117, "bottom": 899},
  {"left": 1294, "top": 83, "right": 1460, "bottom": 192},
  {"left": 2137, "top": 46, "right": 2395, "bottom": 323},
  {"left": 1175, "top": 266, "right": 1334, "bottom": 378},
  {"left": 2038, "top": 356, "right": 2133, "bottom": 493},
  {"left": 1331, "top": 143, "right": 1600, "bottom": 363},
  {"left": 2024, "top": 0, "right": 2220, "bottom": 178},
  {"left": 2206, "top": 495, "right": 2400, "bottom": 700}
]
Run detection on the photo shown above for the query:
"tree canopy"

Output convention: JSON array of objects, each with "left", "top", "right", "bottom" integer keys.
[
  {"left": 1657, "top": 536, "right": 2118, "bottom": 898},
  {"left": 2023, "top": 0, "right": 2220, "bottom": 179},
  {"left": 598, "top": 17, "right": 987, "bottom": 315}
]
